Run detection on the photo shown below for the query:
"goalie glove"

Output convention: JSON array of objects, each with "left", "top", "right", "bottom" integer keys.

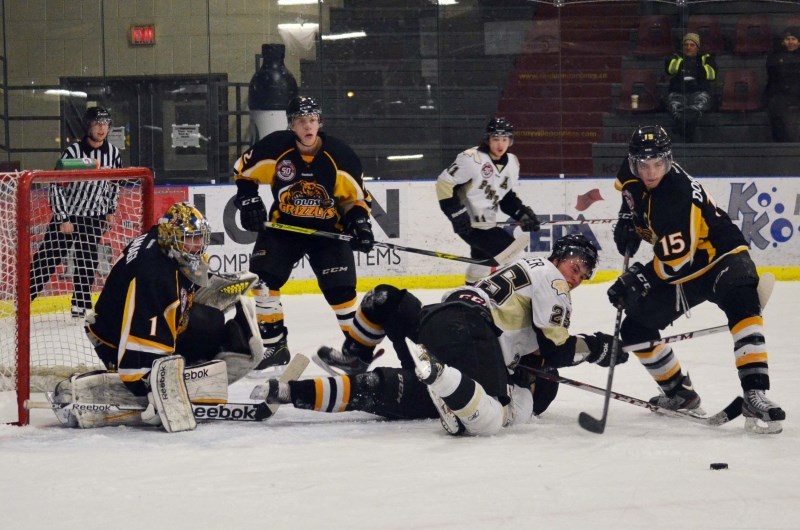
[{"left": 234, "top": 180, "right": 268, "bottom": 232}]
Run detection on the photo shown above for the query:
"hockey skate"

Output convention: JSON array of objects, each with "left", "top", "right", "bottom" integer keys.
[
  {"left": 405, "top": 338, "right": 464, "bottom": 435},
  {"left": 742, "top": 389, "right": 785, "bottom": 434},
  {"left": 250, "top": 323, "right": 290, "bottom": 375},
  {"left": 313, "top": 344, "right": 381, "bottom": 376},
  {"left": 250, "top": 378, "right": 291, "bottom": 405},
  {"left": 648, "top": 374, "right": 706, "bottom": 417}
]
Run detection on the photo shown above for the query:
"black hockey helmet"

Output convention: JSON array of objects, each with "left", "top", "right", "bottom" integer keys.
[
  {"left": 549, "top": 234, "right": 598, "bottom": 279},
  {"left": 484, "top": 117, "right": 514, "bottom": 145},
  {"left": 628, "top": 125, "right": 672, "bottom": 176},
  {"left": 287, "top": 95, "right": 322, "bottom": 125},
  {"left": 83, "top": 106, "right": 112, "bottom": 130}
]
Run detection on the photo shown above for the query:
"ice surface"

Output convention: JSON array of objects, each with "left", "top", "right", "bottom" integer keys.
[{"left": 2, "top": 282, "right": 799, "bottom": 529}]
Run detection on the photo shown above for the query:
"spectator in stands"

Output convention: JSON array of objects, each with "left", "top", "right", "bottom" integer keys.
[
  {"left": 665, "top": 32, "right": 717, "bottom": 143},
  {"left": 30, "top": 106, "right": 122, "bottom": 318},
  {"left": 765, "top": 26, "right": 800, "bottom": 142}
]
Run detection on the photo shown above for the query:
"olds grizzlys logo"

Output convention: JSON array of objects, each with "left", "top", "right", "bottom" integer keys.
[
  {"left": 278, "top": 180, "right": 336, "bottom": 219},
  {"left": 276, "top": 159, "right": 297, "bottom": 182},
  {"left": 481, "top": 163, "right": 494, "bottom": 179}
]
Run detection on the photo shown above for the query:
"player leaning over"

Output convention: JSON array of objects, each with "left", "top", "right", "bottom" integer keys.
[
  {"left": 50, "top": 203, "right": 266, "bottom": 432},
  {"left": 608, "top": 125, "right": 784, "bottom": 434},
  {"left": 232, "top": 95, "right": 374, "bottom": 372},
  {"left": 254, "top": 235, "right": 626, "bottom": 436},
  {"left": 436, "top": 117, "right": 541, "bottom": 283}
]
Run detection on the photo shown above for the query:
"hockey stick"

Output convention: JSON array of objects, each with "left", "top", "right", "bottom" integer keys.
[
  {"left": 621, "top": 271, "right": 775, "bottom": 352},
  {"left": 578, "top": 253, "right": 630, "bottom": 434},
  {"left": 264, "top": 221, "right": 529, "bottom": 266},
  {"left": 475, "top": 218, "right": 616, "bottom": 228},
  {"left": 528, "top": 367, "right": 744, "bottom": 427},
  {"left": 27, "top": 354, "right": 310, "bottom": 423}
]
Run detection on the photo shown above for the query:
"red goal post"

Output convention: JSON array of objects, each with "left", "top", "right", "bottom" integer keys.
[{"left": 0, "top": 168, "right": 154, "bottom": 425}]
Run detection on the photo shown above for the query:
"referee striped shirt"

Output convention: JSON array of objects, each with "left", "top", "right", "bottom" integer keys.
[{"left": 50, "top": 137, "right": 123, "bottom": 221}]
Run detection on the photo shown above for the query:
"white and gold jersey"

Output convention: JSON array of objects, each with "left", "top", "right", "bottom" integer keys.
[
  {"left": 473, "top": 255, "right": 573, "bottom": 370},
  {"left": 435, "top": 147, "right": 521, "bottom": 224}
]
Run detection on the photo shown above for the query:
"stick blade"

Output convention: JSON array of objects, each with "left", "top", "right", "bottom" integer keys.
[{"left": 578, "top": 411, "right": 606, "bottom": 434}]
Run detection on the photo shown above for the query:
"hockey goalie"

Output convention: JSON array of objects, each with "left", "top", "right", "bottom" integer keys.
[{"left": 49, "top": 203, "right": 268, "bottom": 432}]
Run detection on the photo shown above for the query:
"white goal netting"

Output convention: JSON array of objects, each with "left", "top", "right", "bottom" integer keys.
[{"left": 0, "top": 168, "right": 153, "bottom": 424}]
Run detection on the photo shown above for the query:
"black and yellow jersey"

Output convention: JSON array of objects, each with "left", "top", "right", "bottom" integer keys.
[
  {"left": 615, "top": 160, "right": 748, "bottom": 284},
  {"left": 233, "top": 130, "right": 370, "bottom": 231},
  {"left": 87, "top": 227, "right": 197, "bottom": 385}
]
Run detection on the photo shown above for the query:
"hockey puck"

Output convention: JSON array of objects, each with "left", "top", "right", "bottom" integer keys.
[{"left": 710, "top": 463, "right": 728, "bottom": 470}]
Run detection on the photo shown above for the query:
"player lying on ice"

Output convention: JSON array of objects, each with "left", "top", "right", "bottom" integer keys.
[
  {"left": 49, "top": 203, "right": 274, "bottom": 432},
  {"left": 251, "top": 234, "right": 628, "bottom": 436}
]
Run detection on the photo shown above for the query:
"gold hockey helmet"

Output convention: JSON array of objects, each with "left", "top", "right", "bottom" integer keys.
[{"left": 157, "top": 202, "right": 211, "bottom": 286}]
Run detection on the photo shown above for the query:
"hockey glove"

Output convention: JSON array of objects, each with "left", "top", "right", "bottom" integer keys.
[
  {"left": 613, "top": 211, "right": 640, "bottom": 257},
  {"left": 579, "top": 332, "right": 628, "bottom": 367},
  {"left": 445, "top": 205, "right": 472, "bottom": 237},
  {"left": 346, "top": 215, "right": 375, "bottom": 253},
  {"left": 234, "top": 182, "right": 268, "bottom": 232},
  {"left": 607, "top": 262, "right": 652, "bottom": 310},
  {"left": 513, "top": 205, "right": 541, "bottom": 232}
]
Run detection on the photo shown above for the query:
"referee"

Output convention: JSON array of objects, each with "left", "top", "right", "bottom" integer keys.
[{"left": 30, "top": 106, "right": 122, "bottom": 317}]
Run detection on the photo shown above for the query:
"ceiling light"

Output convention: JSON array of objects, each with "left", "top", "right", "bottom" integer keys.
[
  {"left": 321, "top": 31, "right": 367, "bottom": 40},
  {"left": 387, "top": 154, "right": 424, "bottom": 161}
]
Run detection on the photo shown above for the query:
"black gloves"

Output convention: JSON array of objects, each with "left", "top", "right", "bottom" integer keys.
[
  {"left": 607, "top": 262, "right": 652, "bottom": 310},
  {"left": 511, "top": 354, "right": 559, "bottom": 416},
  {"left": 346, "top": 213, "right": 375, "bottom": 253},
  {"left": 445, "top": 204, "right": 471, "bottom": 237},
  {"left": 579, "top": 332, "right": 629, "bottom": 367},
  {"left": 513, "top": 205, "right": 541, "bottom": 232},
  {"left": 613, "top": 211, "right": 640, "bottom": 257},
  {"left": 234, "top": 181, "right": 267, "bottom": 232}
]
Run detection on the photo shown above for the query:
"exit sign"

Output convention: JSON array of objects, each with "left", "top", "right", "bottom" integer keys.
[{"left": 129, "top": 25, "right": 156, "bottom": 46}]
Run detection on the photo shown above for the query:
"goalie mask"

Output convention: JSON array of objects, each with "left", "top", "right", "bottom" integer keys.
[
  {"left": 287, "top": 95, "right": 322, "bottom": 126},
  {"left": 83, "top": 106, "right": 112, "bottom": 130},
  {"left": 158, "top": 202, "right": 211, "bottom": 287},
  {"left": 549, "top": 234, "right": 598, "bottom": 280},
  {"left": 484, "top": 117, "right": 514, "bottom": 146},
  {"left": 628, "top": 125, "right": 672, "bottom": 177}
]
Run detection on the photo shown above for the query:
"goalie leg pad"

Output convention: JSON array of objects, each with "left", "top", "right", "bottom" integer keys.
[
  {"left": 148, "top": 355, "right": 197, "bottom": 433},
  {"left": 185, "top": 360, "right": 229, "bottom": 403},
  {"left": 59, "top": 370, "right": 148, "bottom": 428}
]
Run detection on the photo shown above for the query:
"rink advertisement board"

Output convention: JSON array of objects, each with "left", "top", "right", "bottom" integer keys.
[{"left": 180, "top": 176, "right": 798, "bottom": 284}]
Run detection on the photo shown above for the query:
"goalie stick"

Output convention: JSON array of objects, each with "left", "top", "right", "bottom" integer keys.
[
  {"left": 527, "top": 367, "right": 744, "bottom": 427},
  {"left": 26, "top": 354, "right": 310, "bottom": 424},
  {"left": 264, "top": 221, "right": 529, "bottom": 266}
]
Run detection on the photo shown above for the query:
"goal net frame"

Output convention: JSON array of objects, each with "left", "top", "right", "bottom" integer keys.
[{"left": 1, "top": 168, "right": 154, "bottom": 425}]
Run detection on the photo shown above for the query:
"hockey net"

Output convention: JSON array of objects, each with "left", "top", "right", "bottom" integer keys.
[{"left": 0, "top": 168, "right": 154, "bottom": 425}]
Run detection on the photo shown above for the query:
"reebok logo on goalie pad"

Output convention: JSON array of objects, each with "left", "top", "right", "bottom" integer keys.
[
  {"left": 193, "top": 404, "right": 259, "bottom": 421},
  {"left": 184, "top": 368, "right": 210, "bottom": 381},
  {"left": 157, "top": 364, "right": 170, "bottom": 401}
]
